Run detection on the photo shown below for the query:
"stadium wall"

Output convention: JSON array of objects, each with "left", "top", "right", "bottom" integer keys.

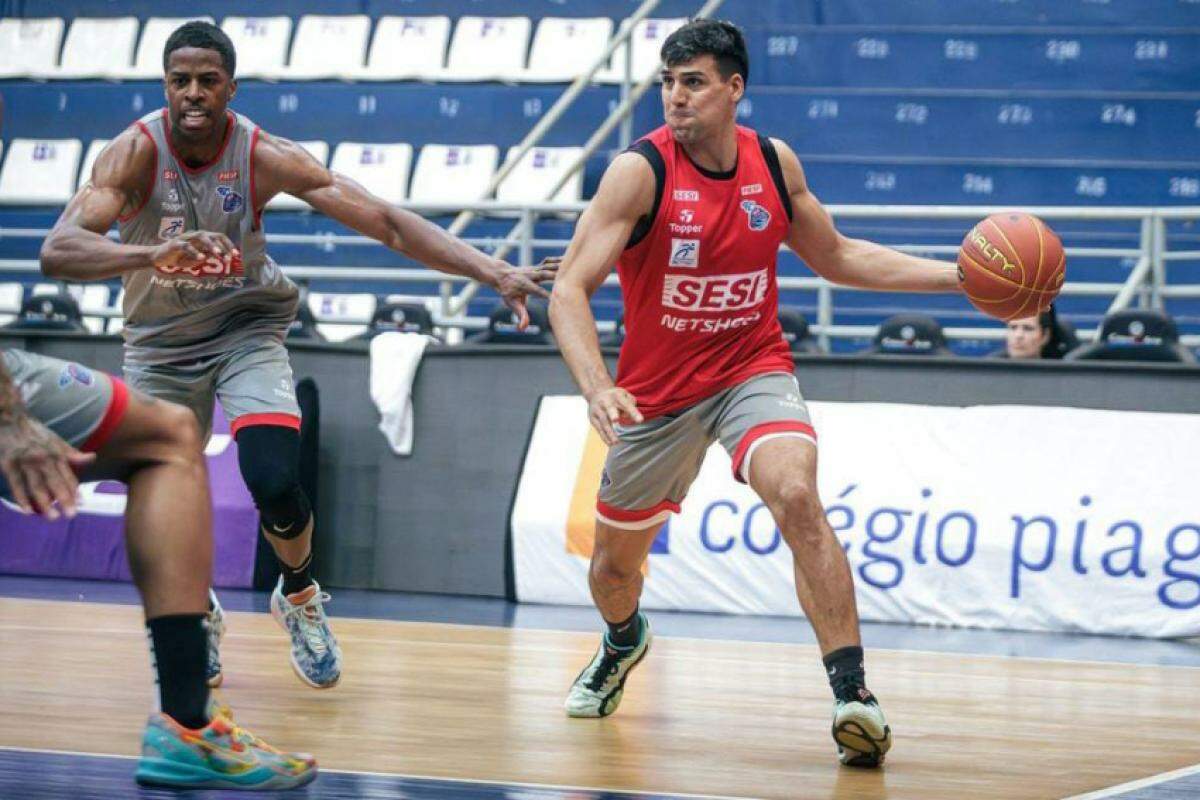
[{"left": 2, "top": 330, "right": 1199, "bottom": 599}]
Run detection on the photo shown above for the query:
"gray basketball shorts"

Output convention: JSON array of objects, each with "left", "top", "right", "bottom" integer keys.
[
  {"left": 124, "top": 338, "right": 300, "bottom": 440},
  {"left": 2, "top": 348, "right": 128, "bottom": 453},
  {"left": 595, "top": 371, "right": 816, "bottom": 530}
]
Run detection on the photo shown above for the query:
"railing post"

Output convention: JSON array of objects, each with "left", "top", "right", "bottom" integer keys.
[
  {"left": 519, "top": 209, "right": 535, "bottom": 274},
  {"left": 817, "top": 283, "right": 833, "bottom": 353},
  {"left": 1152, "top": 213, "right": 1167, "bottom": 310}
]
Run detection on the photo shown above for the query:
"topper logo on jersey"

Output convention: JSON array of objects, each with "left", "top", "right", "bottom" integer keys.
[
  {"left": 669, "top": 208, "right": 704, "bottom": 235},
  {"left": 661, "top": 269, "right": 768, "bottom": 312},
  {"left": 216, "top": 186, "right": 244, "bottom": 213},
  {"left": 669, "top": 238, "right": 700, "bottom": 268},
  {"left": 740, "top": 200, "right": 771, "bottom": 231}
]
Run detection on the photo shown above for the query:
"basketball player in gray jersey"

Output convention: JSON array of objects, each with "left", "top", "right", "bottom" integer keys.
[{"left": 40, "top": 21, "right": 556, "bottom": 691}]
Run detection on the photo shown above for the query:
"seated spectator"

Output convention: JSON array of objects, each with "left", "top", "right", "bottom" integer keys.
[{"left": 995, "top": 305, "right": 1076, "bottom": 360}]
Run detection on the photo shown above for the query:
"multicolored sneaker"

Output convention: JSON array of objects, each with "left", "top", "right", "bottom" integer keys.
[
  {"left": 832, "top": 688, "right": 892, "bottom": 767},
  {"left": 134, "top": 708, "right": 317, "bottom": 790},
  {"left": 564, "top": 614, "right": 651, "bottom": 718},
  {"left": 270, "top": 578, "right": 342, "bottom": 689},
  {"left": 205, "top": 589, "right": 225, "bottom": 689}
]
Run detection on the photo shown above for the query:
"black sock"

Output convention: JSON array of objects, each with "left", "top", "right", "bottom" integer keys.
[
  {"left": 146, "top": 614, "right": 210, "bottom": 729},
  {"left": 605, "top": 607, "right": 642, "bottom": 649},
  {"left": 279, "top": 551, "right": 314, "bottom": 597},
  {"left": 823, "top": 645, "right": 873, "bottom": 704}
]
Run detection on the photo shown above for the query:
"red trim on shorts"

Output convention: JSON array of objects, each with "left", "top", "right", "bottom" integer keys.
[
  {"left": 81, "top": 378, "right": 130, "bottom": 453},
  {"left": 116, "top": 122, "right": 157, "bottom": 223},
  {"left": 730, "top": 421, "right": 817, "bottom": 484},
  {"left": 162, "top": 108, "right": 235, "bottom": 176},
  {"left": 230, "top": 413, "right": 301, "bottom": 437},
  {"left": 249, "top": 125, "right": 263, "bottom": 230},
  {"left": 595, "top": 498, "right": 681, "bottom": 524}
]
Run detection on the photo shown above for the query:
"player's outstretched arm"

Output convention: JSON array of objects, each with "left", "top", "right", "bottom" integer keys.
[
  {"left": 0, "top": 358, "right": 93, "bottom": 519},
  {"left": 549, "top": 153, "right": 651, "bottom": 445},
  {"left": 40, "top": 128, "right": 235, "bottom": 281},
  {"left": 773, "top": 138, "right": 958, "bottom": 293},
  {"left": 256, "top": 132, "right": 555, "bottom": 328}
]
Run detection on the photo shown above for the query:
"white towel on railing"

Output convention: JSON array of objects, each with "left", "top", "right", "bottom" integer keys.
[{"left": 369, "top": 332, "right": 430, "bottom": 455}]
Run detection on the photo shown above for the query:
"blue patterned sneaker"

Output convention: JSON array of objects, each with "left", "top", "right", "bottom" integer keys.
[
  {"left": 134, "top": 709, "right": 317, "bottom": 790},
  {"left": 270, "top": 578, "right": 342, "bottom": 689},
  {"left": 832, "top": 688, "right": 892, "bottom": 767},
  {"left": 205, "top": 589, "right": 225, "bottom": 689},
  {"left": 565, "top": 614, "right": 651, "bottom": 718}
]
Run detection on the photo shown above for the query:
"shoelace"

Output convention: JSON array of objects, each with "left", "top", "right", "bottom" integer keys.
[
  {"left": 207, "top": 698, "right": 280, "bottom": 755},
  {"left": 278, "top": 591, "right": 334, "bottom": 656},
  {"left": 584, "top": 647, "right": 624, "bottom": 693}
]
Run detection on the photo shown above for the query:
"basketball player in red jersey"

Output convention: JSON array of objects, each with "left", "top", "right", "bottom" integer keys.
[{"left": 550, "top": 19, "right": 959, "bottom": 767}]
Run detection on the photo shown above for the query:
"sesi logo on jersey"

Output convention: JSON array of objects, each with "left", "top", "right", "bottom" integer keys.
[{"left": 661, "top": 269, "right": 768, "bottom": 312}]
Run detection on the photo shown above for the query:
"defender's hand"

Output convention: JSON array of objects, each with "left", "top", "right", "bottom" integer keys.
[
  {"left": 587, "top": 387, "right": 643, "bottom": 446},
  {"left": 495, "top": 257, "right": 559, "bottom": 330},
  {"left": 0, "top": 416, "right": 95, "bottom": 520},
  {"left": 151, "top": 230, "right": 238, "bottom": 272}
]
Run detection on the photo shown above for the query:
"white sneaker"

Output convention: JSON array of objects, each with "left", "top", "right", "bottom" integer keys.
[
  {"left": 832, "top": 689, "right": 892, "bottom": 767},
  {"left": 270, "top": 578, "right": 342, "bottom": 689},
  {"left": 565, "top": 615, "right": 651, "bottom": 718},
  {"left": 205, "top": 589, "right": 225, "bottom": 689}
]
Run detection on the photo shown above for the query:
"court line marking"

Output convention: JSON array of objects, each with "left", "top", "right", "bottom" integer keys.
[
  {"left": 0, "top": 745, "right": 757, "bottom": 800},
  {"left": 1062, "top": 762, "right": 1200, "bottom": 799},
  {"left": 4, "top": 596, "right": 1200, "bottom": 673}
]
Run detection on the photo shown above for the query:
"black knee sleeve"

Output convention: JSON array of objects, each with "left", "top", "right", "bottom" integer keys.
[{"left": 235, "top": 425, "right": 311, "bottom": 539}]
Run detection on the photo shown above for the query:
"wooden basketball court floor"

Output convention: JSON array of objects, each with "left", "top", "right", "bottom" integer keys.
[{"left": 0, "top": 578, "right": 1198, "bottom": 799}]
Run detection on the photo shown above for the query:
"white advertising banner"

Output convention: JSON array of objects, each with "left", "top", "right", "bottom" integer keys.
[{"left": 512, "top": 396, "right": 1200, "bottom": 638}]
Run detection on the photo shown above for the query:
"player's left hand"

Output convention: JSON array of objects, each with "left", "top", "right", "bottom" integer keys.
[
  {"left": 496, "top": 257, "right": 560, "bottom": 331},
  {"left": 0, "top": 415, "right": 95, "bottom": 520}
]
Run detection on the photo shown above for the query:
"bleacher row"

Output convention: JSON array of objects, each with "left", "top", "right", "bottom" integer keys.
[
  {"left": 6, "top": 284, "right": 1197, "bottom": 365},
  {"left": 3, "top": 14, "right": 1199, "bottom": 90},
  {"left": 0, "top": 137, "right": 584, "bottom": 207}
]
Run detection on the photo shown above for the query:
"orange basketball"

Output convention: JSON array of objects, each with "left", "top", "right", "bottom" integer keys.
[{"left": 957, "top": 213, "right": 1066, "bottom": 322}]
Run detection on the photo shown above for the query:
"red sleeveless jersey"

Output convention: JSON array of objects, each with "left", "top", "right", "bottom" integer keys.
[{"left": 615, "top": 124, "right": 795, "bottom": 419}]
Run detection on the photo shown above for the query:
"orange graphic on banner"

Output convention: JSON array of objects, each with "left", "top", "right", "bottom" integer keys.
[
  {"left": 564, "top": 427, "right": 651, "bottom": 577},
  {"left": 566, "top": 427, "right": 607, "bottom": 559}
]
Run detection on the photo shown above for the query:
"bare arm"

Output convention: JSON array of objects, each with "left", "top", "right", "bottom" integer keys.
[
  {"left": 548, "top": 153, "right": 653, "bottom": 444},
  {"left": 254, "top": 132, "right": 555, "bottom": 325},
  {"left": 39, "top": 127, "right": 233, "bottom": 281},
  {"left": 0, "top": 356, "right": 93, "bottom": 519},
  {"left": 774, "top": 138, "right": 958, "bottom": 293}
]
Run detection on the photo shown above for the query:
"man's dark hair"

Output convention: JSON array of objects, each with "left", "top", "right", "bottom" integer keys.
[
  {"left": 163, "top": 21, "right": 237, "bottom": 78},
  {"left": 660, "top": 19, "right": 749, "bottom": 84}
]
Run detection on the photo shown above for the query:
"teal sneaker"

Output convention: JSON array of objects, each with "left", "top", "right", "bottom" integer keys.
[
  {"left": 205, "top": 589, "right": 225, "bottom": 688},
  {"left": 565, "top": 614, "right": 651, "bottom": 718},
  {"left": 270, "top": 578, "right": 342, "bottom": 689},
  {"left": 832, "top": 688, "right": 892, "bottom": 767},
  {"left": 134, "top": 709, "right": 317, "bottom": 790}
]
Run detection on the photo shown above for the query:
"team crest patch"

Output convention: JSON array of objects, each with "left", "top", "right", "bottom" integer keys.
[
  {"left": 158, "top": 216, "right": 185, "bottom": 239},
  {"left": 740, "top": 200, "right": 771, "bottom": 231},
  {"left": 669, "top": 238, "right": 700, "bottom": 268},
  {"left": 216, "top": 186, "right": 244, "bottom": 213},
  {"left": 57, "top": 363, "right": 94, "bottom": 389}
]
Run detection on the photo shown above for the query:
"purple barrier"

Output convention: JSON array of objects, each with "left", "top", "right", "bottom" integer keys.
[{"left": 0, "top": 405, "right": 259, "bottom": 588}]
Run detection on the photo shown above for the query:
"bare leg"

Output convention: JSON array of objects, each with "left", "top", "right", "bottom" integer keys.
[
  {"left": 746, "top": 437, "right": 861, "bottom": 656},
  {"left": 589, "top": 520, "right": 662, "bottom": 623},
  {"left": 84, "top": 389, "right": 211, "bottom": 619}
]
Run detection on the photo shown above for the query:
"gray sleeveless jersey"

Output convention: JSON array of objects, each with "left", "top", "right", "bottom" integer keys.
[{"left": 118, "top": 109, "right": 298, "bottom": 366}]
